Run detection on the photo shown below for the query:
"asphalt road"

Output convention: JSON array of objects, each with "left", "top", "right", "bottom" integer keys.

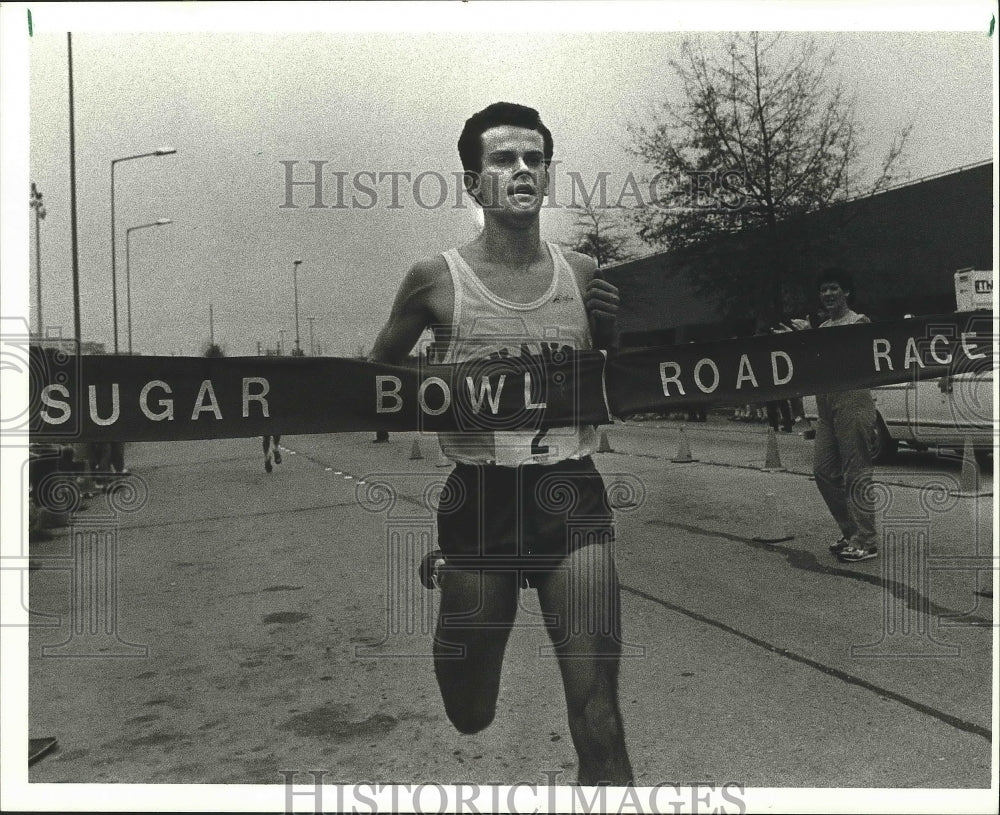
[{"left": 25, "top": 417, "right": 995, "bottom": 789}]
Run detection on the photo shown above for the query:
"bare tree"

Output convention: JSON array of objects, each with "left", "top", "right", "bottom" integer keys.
[
  {"left": 629, "top": 33, "right": 910, "bottom": 323},
  {"left": 566, "top": 201, "right": 633, "bottom": 268}
]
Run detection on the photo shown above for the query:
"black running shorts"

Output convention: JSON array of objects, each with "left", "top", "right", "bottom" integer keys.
[{"left": 436, "top": 456, "right": 614, "bottom": 580}]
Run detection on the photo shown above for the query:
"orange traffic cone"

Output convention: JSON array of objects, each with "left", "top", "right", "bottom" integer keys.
[
  {"left": 762, "top": 428, "right": 787, "bottom": 472},
  {"left": 752, "top": 487, "right": 794, "bottom": 543},
  {"left": 409, "top": 439, "right": 423, "bottom": 461},
  {"left": 597, "top": 430, "right": 614, "bottom": 453},
  {"left": 671, "top": 427, "right": 697, "bottom": 463},
  {"left": 950, "top": 440, "right": 991, "bottom": 497}
]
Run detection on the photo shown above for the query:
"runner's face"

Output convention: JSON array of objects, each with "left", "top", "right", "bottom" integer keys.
[
  {"left": 818, "top": 281, "right": 849, "bottom": 313},
  {"left": 470, "top": 126, "right": 548, "bottom": 216}
]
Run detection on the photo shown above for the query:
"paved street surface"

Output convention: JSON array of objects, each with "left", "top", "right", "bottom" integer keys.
[{"left": 26, "top": 417, "right": 994, "bottom": 788}]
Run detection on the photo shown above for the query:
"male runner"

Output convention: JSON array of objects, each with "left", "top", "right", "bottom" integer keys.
[
  {"left": 262, "top": 434, "right": 282, "bottom": 473},
  {"left": 370, "top": 102, "right": 632, "bottom": 785}
]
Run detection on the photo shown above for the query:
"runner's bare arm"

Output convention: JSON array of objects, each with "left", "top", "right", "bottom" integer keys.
[
  {"left": 564, "top": 249, "right": 620, "bottom": 350},
  {"left": 369, "top": 258, "right": 443, "bottom": 364}
]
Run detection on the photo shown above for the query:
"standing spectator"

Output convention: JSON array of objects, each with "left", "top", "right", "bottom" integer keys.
[
  {"left": 789, "top": 269, "right": 879, "bottom": 562},
  {"left": 88, "top": 441, "right": 128, "bottom": 487}
]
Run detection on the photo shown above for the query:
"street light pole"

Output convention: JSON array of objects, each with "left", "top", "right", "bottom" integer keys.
[
  {"left": 29, "top": 183, "right": 46, "bottom": 336},
  {"left": 293, "top": 259, "right": 303, "bottom": 355},
  {"left": 125, "top": 218, "right": 172, "bottom": 355},
  {"left": 111, "top": 147, "right": 177, "bottom": 353},
  {"left": 306, "top": 316, "right": 316, "bottom": 355},
  {"left": 68, "top": 33, "right": 81, "bottom": 347}
]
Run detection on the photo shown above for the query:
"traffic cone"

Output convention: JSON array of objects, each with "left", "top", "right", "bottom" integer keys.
[
  {"left": 597, "top": 430, "right": 614, "bottom": 453},
  {"left": 950, "top": 440, "right": 991, "bottom": 497},
  {"left": 671, "top": 428, "right": 697, "bottom": 463},
  {"left": 762, "top": 428, "right": 786, "bottom": 472},
  {"left": 435, "top": 440, "right": 451, "bottom": 467},
  {"left": 752, "top": 488, "right": 794, "bottom": 543},
  {"left": 409, "top": 439, "right": 423, "bottom": 460}
]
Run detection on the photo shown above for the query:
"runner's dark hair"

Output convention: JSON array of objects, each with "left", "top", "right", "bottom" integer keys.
[{"left": 458, "top": 102, "right": 554, "bottom": 175}]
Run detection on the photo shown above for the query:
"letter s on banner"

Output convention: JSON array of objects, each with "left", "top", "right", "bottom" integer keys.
[{"left": 41, "top": 384, "right": 72, "bottom": 425}]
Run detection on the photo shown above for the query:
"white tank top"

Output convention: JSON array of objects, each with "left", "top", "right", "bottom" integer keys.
[{"left": 436, "top": 241, "right": 598, "bottom": 467}]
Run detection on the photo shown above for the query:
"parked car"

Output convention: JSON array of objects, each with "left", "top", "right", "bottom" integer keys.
[{"left": 804, "top": 370, "right": 994, "bottom": 465}]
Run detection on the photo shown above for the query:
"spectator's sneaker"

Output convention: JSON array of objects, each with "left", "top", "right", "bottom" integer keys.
[
  {"left": 838, "top": 545, "right": 878, "bottom": 562},
  {"left": 264, "top": 458, "right": 272, "bottom": 474},
  {"left": 273, "top": 449, "right": 282, "bottom": 465},
  {"left": 419, "top": 550, "right": 446, "bottom": 590},
  {"left": 829, "top": 536, "right": 851, "bottom": 554}
]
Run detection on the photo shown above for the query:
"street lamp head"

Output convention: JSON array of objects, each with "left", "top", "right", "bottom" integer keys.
[
  {"left": 155, "top": 147, "right": 178, "bottom": 156},
  {"left": 155, "top": 218, "right": 173, "bottom": 226},
  {"left": 294, "top": 259, "right": 303, "bottom": 266}
]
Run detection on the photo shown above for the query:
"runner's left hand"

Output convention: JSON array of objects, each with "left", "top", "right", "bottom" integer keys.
[
  {"left": 586, "top": 275, "right": 619, "bottom": 349},
  {"left": 585, "top": 276, "right": 619, "bottom": 320}
]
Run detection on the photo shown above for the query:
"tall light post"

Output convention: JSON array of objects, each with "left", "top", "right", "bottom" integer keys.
[
  {"left": 292, "top": 259, "right": 303, "bottom": 355},
  {"left": 125, "top": 218, "right": 172, "bottom": 355},
  {"left": 111, "top": 147, "right": 177, "bottom": 353},
  {"left": 29, "top": 182, "right": 46, "bottom": 336},
  {"left": 68, "top": 33, "right": 81, "bottom": 346},
  {"left": 305, "top": 316, "right": 317, "bottom": 355}
]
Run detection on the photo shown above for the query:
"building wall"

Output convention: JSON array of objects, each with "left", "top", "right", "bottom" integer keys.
[{"left": 605, "top": 162, "right": 993, "bottom": 347}]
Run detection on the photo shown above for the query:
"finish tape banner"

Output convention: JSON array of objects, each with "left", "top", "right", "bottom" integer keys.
[{"left": 28, "top": 311, "right": 994, "bottom": 443}]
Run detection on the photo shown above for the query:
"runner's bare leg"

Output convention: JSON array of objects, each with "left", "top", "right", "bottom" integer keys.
[
  {"left": 433, "top": 570, "right": 519, "bottom": 733},
  {"left": 536, "top": 542, "right": 632, "bottom": 785}
]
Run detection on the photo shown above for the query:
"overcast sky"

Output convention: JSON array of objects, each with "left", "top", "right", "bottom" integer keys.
[{"left": 9, "top": 5, "right": 997, "bottom": 357}]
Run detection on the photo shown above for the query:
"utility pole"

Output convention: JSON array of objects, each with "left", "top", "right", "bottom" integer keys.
[
  {"left": 30, "top": 183, "right": 46, "bottom": 335},
  {"left": 292, "top": 259, "right": 303, "bottom": 355},
  {"left": 67, "top": 33, "right": 81, "bottom": 347},
  {"left": 209, "top": 303, "right": 215, "bottom": 346},
  {"left": 306, "top": 316, "right": 316, "bottom": 355}
]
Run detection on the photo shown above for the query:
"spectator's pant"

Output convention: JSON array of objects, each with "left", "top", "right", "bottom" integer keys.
[
  {"left": 88, "top": 441, "right": 125, "bottom": 476},
  {"left": 766, "top": 400, "right": 793, "bottom": 430},
  {"left": 813, "top": 390, "right": 877, "bottom": 546}
]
